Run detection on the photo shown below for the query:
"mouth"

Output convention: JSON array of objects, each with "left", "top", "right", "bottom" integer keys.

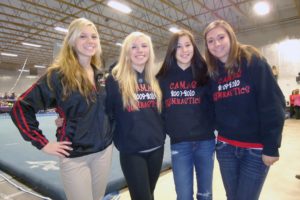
[
  {"left": 135, "top": 55, "right": 145, "bottom": 59},
  {"left": 213, "top": 47, "right": 224, "bottom": 53},
  {"left": 84, "top": 46, "right": 95, "bottom": 50},
  {"left": 180, "top": 54, "right": 191, "bottom": 59}
]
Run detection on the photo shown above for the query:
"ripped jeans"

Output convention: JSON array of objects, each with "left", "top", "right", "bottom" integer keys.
[{"left": 171, "top": 139, "right": 215, "bottom": 200}]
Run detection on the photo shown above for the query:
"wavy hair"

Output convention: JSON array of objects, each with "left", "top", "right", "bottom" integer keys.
[
  {"left": 112, "top": 32, "right": 162, "bottom": 111},
  {"left": 203, "top": 20, "right": 261, "bottom": 77},
  {"left": 47, "top": 18, "right": 103, "bottom": 101}
]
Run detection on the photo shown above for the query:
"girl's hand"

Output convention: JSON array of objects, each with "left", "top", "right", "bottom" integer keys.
[
  {"left": 262, "top": 154, "right": 279, "bottom": 166},
  {"left": 55, "top": 117, "right": 64, "bottom": 128},
  {"left": 42, "top": 141, "right": 73, "bottom": 157}
]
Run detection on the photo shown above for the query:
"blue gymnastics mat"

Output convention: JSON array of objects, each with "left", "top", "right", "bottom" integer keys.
[{"left": 0, "top": 113, "right": 171, "bottom": 200}]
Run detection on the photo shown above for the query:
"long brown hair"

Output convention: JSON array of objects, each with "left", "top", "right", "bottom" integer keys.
[
  {"left": 157, "top": 29, "right": 208, "bottom": 86},
  {"left": 203, "top": 20, "right": 261, "bottom": 77},
  {"left": 47, "top": 18, "right": 103, "bottom": 101}
]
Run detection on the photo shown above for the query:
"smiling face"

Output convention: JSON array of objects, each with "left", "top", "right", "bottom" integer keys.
[
  {"left": 206, "top": 26, "right": 231, "bottom": 63},
  {"left": 74, "top": 25, "right": 99, "bottom": 61},
  {"left": 175, "top": 35, "right": 194, "bottom": 69},
  {"left": 129, "top": 36, "right": 150, "bottom": 72}
]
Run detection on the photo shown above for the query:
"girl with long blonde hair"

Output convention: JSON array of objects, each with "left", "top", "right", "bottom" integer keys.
[
  {"left": 112, "top": 31, "right": 162, "bottom": 111},
  {"left": 106, "top": 31, "right": 165, "bottom": 200},
  {"left": 11, "top": 18, "right": 113, "bottom": 200}
]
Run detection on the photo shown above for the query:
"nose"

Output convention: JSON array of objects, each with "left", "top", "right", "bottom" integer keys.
[
  {"left": 136, "top": 46, "right": 142, "bottom": 52},
  {"left": 182, "top": 46, "right": 188, "bottom": 52},
  {"left": 87, "top": 36, "right": 94, "bottom": 43},
  {"left": 214, "top": 40, "right": 221, "bottom": 46}
]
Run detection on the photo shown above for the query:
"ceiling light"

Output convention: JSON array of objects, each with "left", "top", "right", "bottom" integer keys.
[
  {"left": 26, "top": 75, "right": 38, "bottom": 79},
  {"left": 169, "top": 27, "right": 181, "bottom": 33},
  {"left": 116, "top": 42, "right": 123, "bottom": 46},
  {"left": 1, "top": 52, "right": 18, "bottom": 57},
  {"left": 107, "top": 0, "right": 132, "bottom": 14},
  {"left": 54, "top": 26, "right": 68, "bottom": 33},
  {"left": 34, "top": 65, "right": 46, "bottom": 68},
  {"left": 0, "top": 76, "right": 12, "bottom": 80},
  {"left": 22, "top": 42, "right": 41, "bottom": 48},
  {"left": 253, "top": 1, "right": 270, "bottom": 15},
  {"left": 18, "top": 69, "right": 29, "bottom": 72}
]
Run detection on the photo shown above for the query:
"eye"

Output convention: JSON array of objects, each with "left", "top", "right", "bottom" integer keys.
[
  {"left": 177, "top": 45, "right": 182, "bottom": 49},
  {"left": 80, "top": 35, "right": 86, "bottom": 38},
  {"left": 92, "top": 35, "right": 98, "bottom": 39},
  {"left": 207, "top": 39, "right": 214, "bottom": 44},
  {"left": 218, "top": 35, "right": 224, "bottom": 40},
  {"left": 141, "top": 44, "right": 148, "bottom": 48}
]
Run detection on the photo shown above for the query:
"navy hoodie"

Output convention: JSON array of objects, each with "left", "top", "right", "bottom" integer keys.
[
  {"left": 105, "top": 71, "right": 165, "bottom": 154},
  {"left": 210, "top": 55, "right": 285, "bottom": 156},
  {"left": 159, "top": 64, "right": 215, "bottom": 144}
]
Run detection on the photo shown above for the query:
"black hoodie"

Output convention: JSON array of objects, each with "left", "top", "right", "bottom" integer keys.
[
  {"left": 209, "top": 55, "right": 285, "bottom": 156},
  {"left": 158, "top": 64, "right": 215, "bottom": 144},
  {"left": 105, "top": 71, "right": 165, "bottom": 154}
]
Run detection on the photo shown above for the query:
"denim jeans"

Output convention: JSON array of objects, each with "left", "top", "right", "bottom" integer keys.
[
  {"left": 171, "top": 139, "right": 215, "bottom": 200},
  {"left": 216, "top": 141, "right": 270, "bottom": 200}
]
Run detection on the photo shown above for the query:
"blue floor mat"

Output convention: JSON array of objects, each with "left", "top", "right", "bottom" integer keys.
[{"left": 0, "top": 114, "right": 171, "bottom": 200}]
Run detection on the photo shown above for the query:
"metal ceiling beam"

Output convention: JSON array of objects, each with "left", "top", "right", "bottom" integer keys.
[
  {"left": 227, "top": 0, "right": 251, "bottom": 20},
  {"left": 89, "top": 0, "right": 169, "bottom": 45},
  {"left": 126, "top": 0, "right": 194, "bottom": 33},
  {"left": 58, "top": 0, "right": 164, "bottom": 41},
  {"left": 8, "top": 0, "right": 122, "bottom": 56},
  {"left": 96, "top": 1, "right": 170, "bottom": 42},
  {"left": 160, "top": 0, "right": 203, "bottom": 25},
  {"left": 21, "top": 0, "right": 124, "bottom": 43},
  {"left": 194, "top": 0, "right": 225, "bottom": 21}
]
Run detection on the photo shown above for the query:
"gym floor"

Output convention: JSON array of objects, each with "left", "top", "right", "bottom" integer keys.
[{"left": 1, "top": 119, "right": 300, "bottom": 200}]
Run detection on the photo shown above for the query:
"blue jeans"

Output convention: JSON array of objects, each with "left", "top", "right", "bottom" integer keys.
[
  {"left": 216, "top": 141, "right": 270, "bottom": 200},
  {"left": 171, "top": 139, "right": 215, "bottom": 200}
]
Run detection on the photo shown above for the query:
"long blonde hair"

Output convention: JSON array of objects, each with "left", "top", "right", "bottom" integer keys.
[
  {"left": 47, "top": 18, "right": 103, "bottom": 101},
  {"left": 112, "top": 32, "right": 162, "bottom": 111},
  {"left": 203, "top": 20, "right": 261, "bottom": 76}
]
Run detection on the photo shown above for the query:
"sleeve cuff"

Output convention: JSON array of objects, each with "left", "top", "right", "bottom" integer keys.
[{"left": 263, "top": 147, "right": 279, "bottom": 157}]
